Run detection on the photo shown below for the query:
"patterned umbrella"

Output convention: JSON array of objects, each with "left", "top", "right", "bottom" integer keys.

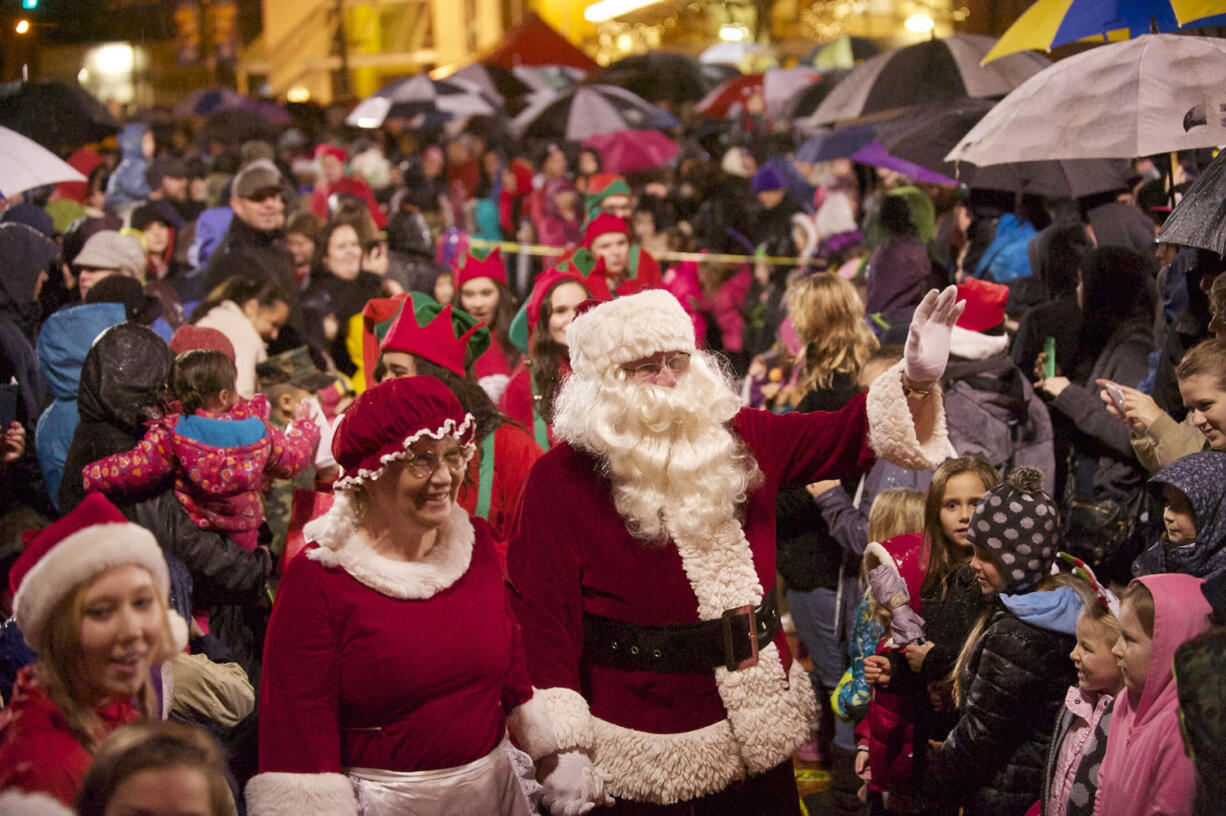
[
  {"left": 581, "top": 130, "right": 679, "bottom": 174},
  {"left": 510, "top": 85, "right": 679, "bottom": 141},
  {"left": 346, "top": 75, "right": 498, "bottom": 129},
  {"left": 695, "top": 67, "right": 819, "bottom": 119}
]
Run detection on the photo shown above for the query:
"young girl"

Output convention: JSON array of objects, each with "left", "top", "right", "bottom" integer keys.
[
  {"left": 1134, "top": 451, "right": 1226, "bottom": 579},
  {"left": 921, "top": 467, "right": 1081, "bottom": 816},
  {"left": 1096, "top": 574, "right": 1210, "bottom": 816},
  {"left": 454, "top": 247, "right": 521, "bottom": 393},
  {"left": 192, "top": 276, "right": 292, "bottom": 399},
  {"left": 1041, "top": 558, "right": 1124, "bottom": 816},
  {"left": 82, "top": 349, "right": 319, "bottom": 552}
]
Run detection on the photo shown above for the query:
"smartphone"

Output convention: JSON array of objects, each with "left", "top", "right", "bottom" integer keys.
[
  {"left": 1105, "top": 382, "right": 1126, "bottom": 411},
  {"left": 1042, "top": 337, "right": 1056, "bottom": 379}
]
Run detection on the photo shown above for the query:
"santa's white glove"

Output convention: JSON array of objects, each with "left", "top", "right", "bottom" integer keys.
[
  {"left": 539, "top": 751, "right": 614, "bottom": 816},
  {"left": 903, "top": 286, "right": 966, "bottom": 387}
]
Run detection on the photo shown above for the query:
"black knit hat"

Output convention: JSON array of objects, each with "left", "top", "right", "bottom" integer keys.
[{"left": 967, "top": 466, "right": 1059, "bottom": 594}]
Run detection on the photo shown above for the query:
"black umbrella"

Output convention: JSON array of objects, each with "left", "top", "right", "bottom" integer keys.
[
  {"left": 1158, "top": 150, "right": 1226, "bottom": 253},
  {"left": 200, "top": 109, "right": 281, "bottom": 147},
  {"left": 787, "top": 70, "right": 850, "bottom": 119},
  {"left": 594, "top": 53, "right": 715, "bottom": 105},
  {"left": 0, "top": 80, "right": 119, "bottom": 152}
]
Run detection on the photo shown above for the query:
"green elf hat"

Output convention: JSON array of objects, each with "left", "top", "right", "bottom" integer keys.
[{"left": 583, "top": 173, "right": 632, "bottom": 221}]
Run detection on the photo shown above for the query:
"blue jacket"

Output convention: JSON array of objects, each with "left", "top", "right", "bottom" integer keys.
[
  {"left": 104, "top": 123, "right": 151, "bottom": 209},
  {"left": 974, "top": 213, "right": 1038, "bottom": 284},
  {"left": 35, "top": 303, "right": 126, "bottom": 508}
]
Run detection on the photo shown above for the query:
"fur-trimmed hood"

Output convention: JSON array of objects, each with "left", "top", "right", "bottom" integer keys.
[{"left": 303, "top": 493, "right": 474, "bottom": 600}]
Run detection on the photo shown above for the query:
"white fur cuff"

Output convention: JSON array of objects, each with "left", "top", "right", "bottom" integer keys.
[
  {"left": 506, "top": 694, "right": 560, "bottom": 761},
  {"left": 245, "top": 772, "right": 357, "bottom": 816},
  {"left": 536, "top": 686, "right": 593, "bottom": 753},
  {"left": 866, "top": 361, "right": 949, "bottom": 470}
]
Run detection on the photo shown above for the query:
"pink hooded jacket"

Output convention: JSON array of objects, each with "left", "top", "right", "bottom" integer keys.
[{"left": 1095, "top": 573, "right": 1209, "bottom": 816}]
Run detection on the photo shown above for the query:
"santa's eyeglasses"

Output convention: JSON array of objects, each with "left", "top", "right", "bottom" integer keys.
[{"left": 621, "top": 352, "right": 691, "bottom": 380}]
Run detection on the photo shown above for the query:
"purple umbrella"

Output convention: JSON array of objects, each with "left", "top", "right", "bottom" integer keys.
[{"left": 851, "top": 141, "right": 958, "bottom": 186}]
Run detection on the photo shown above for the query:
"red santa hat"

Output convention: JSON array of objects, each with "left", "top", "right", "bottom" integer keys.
[
  {"left": 582, "top": 213, "right": 631, "bottom": 249},
  {"left": 331, "top": 376, "right": 475, "bottom": 490},
  {"left": 453, "top": 247, "right": 508, "bottom": 289},
  {"left": 11, "top": 493, "right": 187, "bottom": 655},
  {"left": 314, "top": 143, "right": 347, "bottom": 164},
  {"left": 955, "top": 277, "right": 1009, "bottom": 332},
  {"left": 566, "top": 289, "right": 695, "bottom": 379}
]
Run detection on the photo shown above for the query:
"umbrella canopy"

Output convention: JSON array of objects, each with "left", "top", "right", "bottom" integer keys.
[
  {"left": 510, "top": 85, "right": 679, "bottom": 141},
  {"left": 695, "top": 67, "right": 819, "bottom": 118},
  {"left": 806, "top": 35, "right": 881, "bottom": 70},
  {"left": 795, "top": 124, "right": 877, "bottom": 163},
  {"left": 699, "top": 41, "right": 777, "bottom": 72},
  {"left": 593, "top": 53, "right": 712, "bottom": 105},
  {"left": 0, "top": 80, "right": 119, "bottom": 152},
  {"left": 787, "top": 70, "right": 851, "bottom": 120},
  {"left": 450, "top": 63, "right": 533, "bottom": 107},
  {"left": 948, "top": 34, "right": 1226, "bottom": 165},
  {"left": 0, "top": 125, "right": 87, "bottom": 198},
  {"left": 512, "top": 65, "right": 587, "bottom": 94},
  {"left": 985, "top": 0, "right": 1226, "bottom": 63},
  {"left": 581, "top": 130, "right": 679, "bottom": 174},
  {"left": 200, "top": 109, "right": 281, "bottom": 146},
  {"left": 808, "top": 35, "right": 1048, "bottom": 125},
  {"left": 850, "top": 141, "right": 959, "bottom": 185},
  {"left": 485, "top": 12, "right": 597, "bottom": 72},
  {"left": 173, "top": 87, "right": 246, "bottom": 118},
  {"left": 1157, "top": 149, "right": 1226, "bottom": 252},
  {"left": 346, "top": 74, "right": 498, "bottom": 129}
]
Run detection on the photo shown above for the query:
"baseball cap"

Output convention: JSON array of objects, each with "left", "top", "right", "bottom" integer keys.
[{"left": 232, "top": 159, "right": 282, "bottom": 199}]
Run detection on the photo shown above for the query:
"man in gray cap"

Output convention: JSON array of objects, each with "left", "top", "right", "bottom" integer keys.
[
  {"left": 203, "top": 158, "right": 304, "bottom": 351},
  {"left": 71, "top": 230, "right": 147, "bottom": 300}
]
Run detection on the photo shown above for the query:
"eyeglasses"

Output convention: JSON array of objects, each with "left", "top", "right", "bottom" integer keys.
[
  {"left": 622, "top": 352, "right": 691, "bottom": 380},
  {"left": 403, "top": 448, "right": 467, "bottom": 479}
]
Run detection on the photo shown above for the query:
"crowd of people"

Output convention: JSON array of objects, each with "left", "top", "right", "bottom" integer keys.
[{"left": 0, "top": 65, "right": 1223, "bottom": 816}]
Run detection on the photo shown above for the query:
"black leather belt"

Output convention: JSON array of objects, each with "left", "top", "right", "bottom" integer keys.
[{"left": 583, "top": 592, "right": 781, "bottom": 673}]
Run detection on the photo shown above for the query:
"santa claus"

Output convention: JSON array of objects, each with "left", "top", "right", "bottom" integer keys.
[{"left": 507, "top": 286, "right": 961, "bottom": 814}]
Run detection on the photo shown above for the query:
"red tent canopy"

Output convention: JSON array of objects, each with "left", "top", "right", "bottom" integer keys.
[{"left": 485, "top": 13, "right": 597, "bottom": 72}]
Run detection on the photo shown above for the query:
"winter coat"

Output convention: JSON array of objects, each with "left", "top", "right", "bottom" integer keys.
[
  {"left": 921, "top": 597, "right": 1078, "bottom": 816},
  {"left": 0, "top": 667, "right": 140, "bottom": 807},
  {"left": 1135, "top": 452, "right": 1226, "bottom": 579},
  {"left": 1042, "top": 687, "right": 1114, "bottom": 816},
  {"left": 189, "top": 206, "right": 233, "bottom": 268},
  {"left": 866, "top": 235, "right": 934, "bottom": 315},
  {"left": 1050, "top": 317, "right": 1155, "bottom": 505},
  {"left": 1097, "top": 574, "right": 1209, "bottom": 816},
  {"left": 303, "top": 270, "right": 382, "bottom": 377},
  {"left": 103, "top": 123, "right": 150, "bottom": 210},
  {"left": 34, "top": 303, "right": 126, "bottom": 507},
  {"left": 193, "top": 300, "right": 269, "bottom": 399},
  {"left": 0, "top": 223, "right": 56, "bottom": 426},
  {"left": 202, "top": 216, "right": 304, "bottom": 350},
  {"left": 1130, "top": 412, "right": 1205, "bottom": 475},
  {"left": 974, "top": 213, "right": 1038, "bottom": 284},
  {"left": 58, "top": 323, "right": 272, "bottom": 612},
  {"left": 836, "top": 591, "right": 884, "bottom": 722}
]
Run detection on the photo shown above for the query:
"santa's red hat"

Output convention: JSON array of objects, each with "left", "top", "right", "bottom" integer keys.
[
  {"left": 379, "top": 303, "right": 487, "bottom": 377},
  {"left": 955, "top": 278, "right": 1009, "bottom": 332},
  {"left": 453, "top": 247, "right": 508, "bottom": 289},
  {"left": 331, "top": 376, "right": 475, "bottom": 490},
  {"left": 314, "top": 143, "right": 347, "bottom": 164},
  {"left": 11, "top": 493, "right": 187, "bottom": 655},
  {"left": 582, "top": 213, "right": 631, "bottom": 249},
  {"left": 567, "top": 289, "right": 695, "bottom": 379}
]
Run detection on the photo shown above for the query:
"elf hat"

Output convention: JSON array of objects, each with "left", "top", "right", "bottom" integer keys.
[
  {"left": 331, "top": 376, "right": 475, "bottom": 490},
  {"left": 584, "top": 173, "right": 632, "bottom": 219},
  {"left": 453, "top": 247, "right": 508, "bottom": 289},
  {"left": 967, "top": 466, "right": 1060, "bottom": 594},
  {"left": 566, "top": 289, "right": 695, "bottom": 379},
  {"left": 582, "top": 213, "right": 631, "bottom": 249},
  {"left": 11, "top": 493, "right": 187, "bottom": 656},
  {"left": 379, "top": 300, "right": 489, "bottom": 378}
]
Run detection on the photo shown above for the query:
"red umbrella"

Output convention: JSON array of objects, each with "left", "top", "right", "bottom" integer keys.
[
  {"left": 582, "top": 130, "right": 679, "bottom": 175},
  {"left": 694, "top": 73, "right": 763, "bottom": 118}
]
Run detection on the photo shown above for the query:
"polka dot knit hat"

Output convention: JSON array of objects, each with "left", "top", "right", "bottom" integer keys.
[{"left": 966, "top": 466, "right": 1060, "bottom": 594}]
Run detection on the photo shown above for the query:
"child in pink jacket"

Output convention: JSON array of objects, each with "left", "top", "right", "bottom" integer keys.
[
  {"left": 83, "top": 349, "right": 319, "bottom": 551},
  {"left": 1095, "top": 573, "right": 1210, "bottom": 816}
]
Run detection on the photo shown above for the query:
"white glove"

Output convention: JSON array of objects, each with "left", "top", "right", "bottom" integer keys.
[
  {"left": 903, "top": 285, "right": 966, "bottom": 386},
  {"left": 539, "top": 751, "right": 614, "bottom": 816}
]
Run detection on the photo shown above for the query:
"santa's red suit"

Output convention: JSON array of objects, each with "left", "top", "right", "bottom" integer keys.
[{"left": 506, "top": 290, "right": 948, "bottom": 811}]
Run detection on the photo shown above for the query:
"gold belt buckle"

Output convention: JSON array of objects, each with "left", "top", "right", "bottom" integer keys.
[{"left": 721, "top": 604, "right": 759, "bottom": 671}]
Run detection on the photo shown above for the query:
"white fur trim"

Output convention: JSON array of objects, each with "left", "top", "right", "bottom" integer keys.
[
  {"left": 948, "top": 325, "right": 1010, "bottom": 361},
  {"left": 13, "top": 523, "right": 169, "bottom": 653},
  {"left": 304, "top": 495, "right": 474, "bottom": 599},
  {"left": 863, "top": 541, "right": 892, "bottom": 573},
  {"left": 245, "top": 772, "right": 358, "bottom": 816},
  {"left": 566, "top": 290, "right": 696, "bottom": 378},
  {"left": 165, "top": 609, "right": 189, "bottom": 656},
  {"left": 0, "top": 790, "right": 76, "bottom": 815},
  {"left": 506, "top": 694, "right": 560, "bottom": 761},
  {"left": 866, "top": 361, "right": 949, "bottom": 470},
  {"left": 333, "top": 414, "right": 476, "bottom": 490},
  {"left": 536, "top": 686, "right": 594, "bottom": 753}
]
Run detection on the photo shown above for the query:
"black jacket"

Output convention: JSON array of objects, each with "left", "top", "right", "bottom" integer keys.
[{"left": 921, "top": 603, "right": 1077, "bottom": 816}]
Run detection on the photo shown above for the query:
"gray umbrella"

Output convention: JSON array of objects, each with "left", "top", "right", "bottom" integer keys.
[{"left": 1158, "top": 151, "right": 1226, "bottom": 253}]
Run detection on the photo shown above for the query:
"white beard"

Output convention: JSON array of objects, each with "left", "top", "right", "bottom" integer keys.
[{"left": 552, "top": 351, "right": 761, "bottom": 544}]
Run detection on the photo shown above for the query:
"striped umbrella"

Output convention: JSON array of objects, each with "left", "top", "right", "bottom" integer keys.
[{"left": 510, "top": 85, "right": 679, "bottom": 141}]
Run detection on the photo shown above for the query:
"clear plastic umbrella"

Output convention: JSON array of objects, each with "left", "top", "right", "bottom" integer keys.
[{"left": 0, "top": 125, "right": 87, "bottom": 198}]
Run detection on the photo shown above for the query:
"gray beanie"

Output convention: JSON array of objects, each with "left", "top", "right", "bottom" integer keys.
[{"left": 966, "top": 466, "right": 1059, "bottom": 593}]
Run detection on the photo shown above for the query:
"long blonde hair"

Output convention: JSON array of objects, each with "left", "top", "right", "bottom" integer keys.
[
  {"left": 866, "top": 488, "right": 926, "bottom": 544},
  {"left": 36, "top": 572, "right": 169, "bottom": 752},
  {"left": 787, "top": 273, "right": 879, "bottom": 393}
]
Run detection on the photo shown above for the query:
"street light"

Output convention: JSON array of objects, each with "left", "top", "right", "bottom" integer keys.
[{"left": 15, "top": 19, "right": 31, "bottom": 34}]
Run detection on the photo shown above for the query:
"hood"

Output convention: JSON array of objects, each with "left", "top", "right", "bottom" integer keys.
[
  {"left": 77, "top": 322, "right": 173, "bottom": 438},
  {"left": 1000, "top": 585, "right": 1083, "bottom": 635},
  {"left": 37, "top": 303, "right": 127, "bottom": 399},
  {"left": 1131, "top": 573, "right": 1210, "bottom": 725},
  {"left": 865, "top": 533, "right": 925, "bottom": 613},
  {"left": 117, "top": 123, "right": 148, "bottom": 159},
  {"left": 0, "top": 222, "right": 58, "bottom": 310},
  {"left": 865, "top": 235, "right": 931, "bottom": 315},
  {"left": 1150, "top": 452, "right": 1226, "bottom": 575}
]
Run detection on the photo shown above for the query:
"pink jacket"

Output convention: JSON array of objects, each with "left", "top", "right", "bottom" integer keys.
[
  {"left": 1046, "top": 686, "right": 1113, "bottom": 816},
  {"left": 1095, "top": 574, "right": 1209, "bottom": 816}
]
